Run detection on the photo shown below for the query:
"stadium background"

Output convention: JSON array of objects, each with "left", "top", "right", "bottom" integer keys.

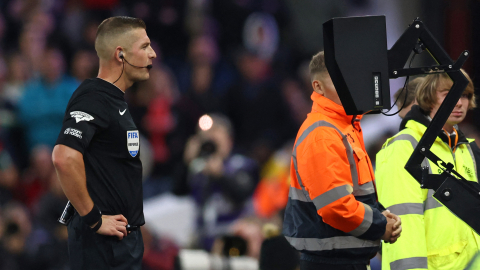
[{"left": 0, "top": 0, "right": 479, "bottom": 269}]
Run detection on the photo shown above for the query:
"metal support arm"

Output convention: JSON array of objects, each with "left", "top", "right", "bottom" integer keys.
[{"left": 388, "top": 18, "right": 480, "bottom": 234}]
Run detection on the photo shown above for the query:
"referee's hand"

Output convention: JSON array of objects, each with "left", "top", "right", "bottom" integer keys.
[{"left": 96, "top": 215, "right": 129, "bottom": 240}]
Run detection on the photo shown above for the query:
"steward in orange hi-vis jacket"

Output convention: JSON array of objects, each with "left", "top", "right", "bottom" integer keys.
[{"left": 283, "top": 51, "right": 401, "bottom": 270}]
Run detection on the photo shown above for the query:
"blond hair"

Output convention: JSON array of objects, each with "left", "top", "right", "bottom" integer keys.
[
  {"left": 416, "top": 69, "right": 476, "bottom": 114},
  {"left": 309, "top": 51, "right": 327, "bottom": 81}
]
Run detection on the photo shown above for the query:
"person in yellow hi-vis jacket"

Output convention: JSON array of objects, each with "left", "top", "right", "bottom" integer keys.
[{"left": 376, "top": 70, "right": 480, "bottom": 270}]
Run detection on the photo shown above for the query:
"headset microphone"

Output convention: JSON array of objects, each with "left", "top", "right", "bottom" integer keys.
[
  {"left": 124, "top": 59, "right": 153, "bottom": 69},
  {"left": 113, "top": 52, "right": 152, "bottom": 84},
  {"left": 119, "top": 52, "right": 152, "bottom": 69}
]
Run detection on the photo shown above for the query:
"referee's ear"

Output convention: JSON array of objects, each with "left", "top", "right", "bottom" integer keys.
[{"left": 115, "top": 46, "right": 124, "bottom": 63}]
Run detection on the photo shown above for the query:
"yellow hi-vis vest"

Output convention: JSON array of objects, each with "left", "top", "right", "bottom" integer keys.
[{"left": 375, "top": 119, "right": 480, "bottom": 270}]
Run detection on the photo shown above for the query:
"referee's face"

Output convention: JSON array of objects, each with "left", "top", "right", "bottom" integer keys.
[{"left": 125, "top": 28, "right": 156, "bottom": 82}]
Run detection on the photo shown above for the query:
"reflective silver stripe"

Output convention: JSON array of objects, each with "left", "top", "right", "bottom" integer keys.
[
  {"left": 292, "top": 120, "right": 374, "bottom": 205},
  {"left": 311, "top": 184, "right": 353, "bottom": 210},
  {"left": 387, "top": 134, "right": 418, "bottom": 148},
  {"left": 355, "top": 181, "right": 376, "bottom": 196},
  {"left": 349, "top": 203, "right": 373, "bottom": 236},
  {"left": 289, "top": 186, "right": 309, "bottom": 202},
  {"left": 424, "top": 189, "right": 442, "bottom": 211},
  {"left": 292, "top": 120, "right": 354, "bottom": 200},
  {"left": 292, "top": 155, "right": 310, "bottom": 201},
  {"left": 341, "top": 134, "right": 361, "bottom": 194},
  {"left": 285, "top": 236, "right": 379, "bottom": 251},
  {"left": 292, "top": 121, "right": 336, "bottom": 199},
  {"left": 388, "top": 203, "right": 423, "bottom": 215},
  {"left": 390, "top": 257, "right": 428, "bottom": 270},
  {"left": 386, "top": 133, "right": 431, "bottom": 173},
  {"left": 466, "top": 144, "right": 478, "bottom": 181},
  {"left": 384, "top": 133, "right": 441, "bottom": 212},
  {"left": 292, "top": 120, "right": 373, "bottom": 196}
]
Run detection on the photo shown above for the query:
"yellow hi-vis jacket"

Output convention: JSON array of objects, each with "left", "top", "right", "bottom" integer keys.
[{"left": 375, "top": 106, "right": 480, "bottom": 270}]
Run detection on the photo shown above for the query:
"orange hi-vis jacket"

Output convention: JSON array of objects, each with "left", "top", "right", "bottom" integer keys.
[{"left": 283, "top": 92, "right": 387, "bottom": 264}]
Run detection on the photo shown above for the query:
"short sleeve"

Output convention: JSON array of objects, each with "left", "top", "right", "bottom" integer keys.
[{"left": 55, "top": 93, "right": 110, "bottom": 154}]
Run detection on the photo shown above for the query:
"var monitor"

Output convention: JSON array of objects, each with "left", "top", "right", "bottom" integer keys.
[{"left": 323, "top": 15, "right": 390, "bottom": 115}]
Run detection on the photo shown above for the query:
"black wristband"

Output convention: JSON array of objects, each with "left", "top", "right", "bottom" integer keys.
[
  {"left": 91, "top": 217, "right": 102, "bottom": 232},
  {"left": 80, "top": 205, "right": 102, "bottom": 227}
]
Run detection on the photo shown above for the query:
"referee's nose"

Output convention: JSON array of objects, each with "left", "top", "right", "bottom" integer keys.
[{"left": 148, "top": 47, "right": 156, "bottom": 60}]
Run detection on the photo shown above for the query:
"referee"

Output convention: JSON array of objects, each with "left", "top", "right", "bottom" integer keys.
[{"left": 52, "top": 17, "right": 156, "bottom": 270}]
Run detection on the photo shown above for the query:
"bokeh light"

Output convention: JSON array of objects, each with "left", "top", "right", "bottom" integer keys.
[{"left": 199, "top": 114, "right": 213, "bottom": 131}]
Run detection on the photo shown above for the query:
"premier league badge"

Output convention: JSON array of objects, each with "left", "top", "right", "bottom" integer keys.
[{"left": 127, "top": 130, "right": 140, "bottom": 157}]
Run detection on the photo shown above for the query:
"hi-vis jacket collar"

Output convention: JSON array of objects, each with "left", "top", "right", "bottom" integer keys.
[
  {"left": 401, "top": 104, "right": 469, "bottom": 147},
  {"left": 311, "top": 92, "right": 363, "bottom": 123}
]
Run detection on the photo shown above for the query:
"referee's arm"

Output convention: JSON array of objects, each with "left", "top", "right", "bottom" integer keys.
[{"left": 52, "top": 144, "right": 129, "bottom": 239}]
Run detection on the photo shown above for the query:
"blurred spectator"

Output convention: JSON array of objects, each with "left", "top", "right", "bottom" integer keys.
[
  {"left": 0, "top": 144, "right": 19, "bottom": 206},
  {"left": 35, "top": 170, "right": 67, "bottom": 232},
  {"left": 142, "top": 226, "right": 180, "bottom": 270},
  {"left": 60, "top": 0, "right": 87, "bottom": 48},
  {"left": 26, "top": 170, "right": 69, "bottom": 270},
  {"left": 1, "top": 52, "right": 29, "bottom": 106},
  {"left": 394, "top": 76, "right": 424, "bottom": 119},
  {"left": 126, "top": 62, "right": 179, "bottom": 182},
  {"left": 70, "top": 49, "right": 98, "bottom": 82},
  {"left": 143, "top": 66, "right": 179, "bottom": 165},
  {"left": 281, "top": 78, "right": 311, "bottom": 127},
  {"left": 123, "top": 0, "right": 189, "bottom": 58},
  {"left": 183, "top": 114, "right": 259, "bottom": 251},
  {"left": 0, "top": 202, "right": 35, "bottom": 270},
  {"left": 223, "top": 49, "right": 295, "bottom": 164},
  {"left": 252, "top": 140, "right": 292, "bottom": 219},
  {"left": 79, "top": 18, "right": 101, "bottom": 51},
  {"left": 0, "top": 12, "right": 5, "bottom": 46},
  {"left": 170, "top": 35, "right": 235, "bottom": 173},
  {"left": 285, "top": 0, "right": 346, "bottom": 57},
  {"left": 297, "top": 59, "right": 315, "bottom": 102},
  {"left": 178, "top": 34, "right": 235, "bottom": 97},
  {"left": 17, "top": 47, "right": 78, "bottom": 150},
  {"left": 211, "top": 0, "right": 289, "bottom": 55},
  {"left": 16, "top": 145, "right": 54, "bottom": 209},
  {"left": 229, "top": 217, "right": 264, "bottom": 259},
  {"left": 18, "top": 21, "right": 48, "bottom": 74},
  {"left": 0, "top": 53, "right": 28, "bottom": 168}
]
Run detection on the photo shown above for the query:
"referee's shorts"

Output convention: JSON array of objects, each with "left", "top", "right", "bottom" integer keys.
[{"left": 67, "top": 213, "right": 144, "bottom": 270}]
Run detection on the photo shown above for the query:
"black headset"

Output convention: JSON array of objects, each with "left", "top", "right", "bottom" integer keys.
[{"left": 113, "top": 51, "right": 153, "bottom": 84}]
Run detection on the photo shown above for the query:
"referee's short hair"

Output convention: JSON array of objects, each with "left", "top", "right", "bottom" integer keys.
[{"left": 95, "top": 16, "right": 146, "bottom": 60}]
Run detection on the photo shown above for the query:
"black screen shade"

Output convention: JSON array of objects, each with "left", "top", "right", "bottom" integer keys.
[{"left": 323, "top": 16, "right": 390, "bottom": 115}]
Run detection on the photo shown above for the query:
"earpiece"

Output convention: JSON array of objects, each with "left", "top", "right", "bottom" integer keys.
[{"left": 113, "top": 50, "right": 152, "bottom": 85}]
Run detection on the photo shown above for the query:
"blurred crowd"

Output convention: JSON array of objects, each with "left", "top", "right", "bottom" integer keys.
[{"left": 0, "top": 0, "right": 478, "bottom": 270}]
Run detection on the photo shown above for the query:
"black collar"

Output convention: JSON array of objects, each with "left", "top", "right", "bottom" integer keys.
[
  {"left": 400, "top": 105, "right": 468, "bottom": 146},
  {"left": 93, "top": 78, "right": 125, "bottom": 98}
]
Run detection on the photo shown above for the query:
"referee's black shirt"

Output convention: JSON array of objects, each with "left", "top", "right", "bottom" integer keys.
[{"left": 56, "top": 78, "right": 144, "bottom": 226}]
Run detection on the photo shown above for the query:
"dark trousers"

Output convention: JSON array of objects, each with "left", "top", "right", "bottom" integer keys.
[
  {"left": 67, "top": 213, "right": 144, "bottom": 270},
  {"left": 300, "top": 260, "right": 369, "bottom": 270}
]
